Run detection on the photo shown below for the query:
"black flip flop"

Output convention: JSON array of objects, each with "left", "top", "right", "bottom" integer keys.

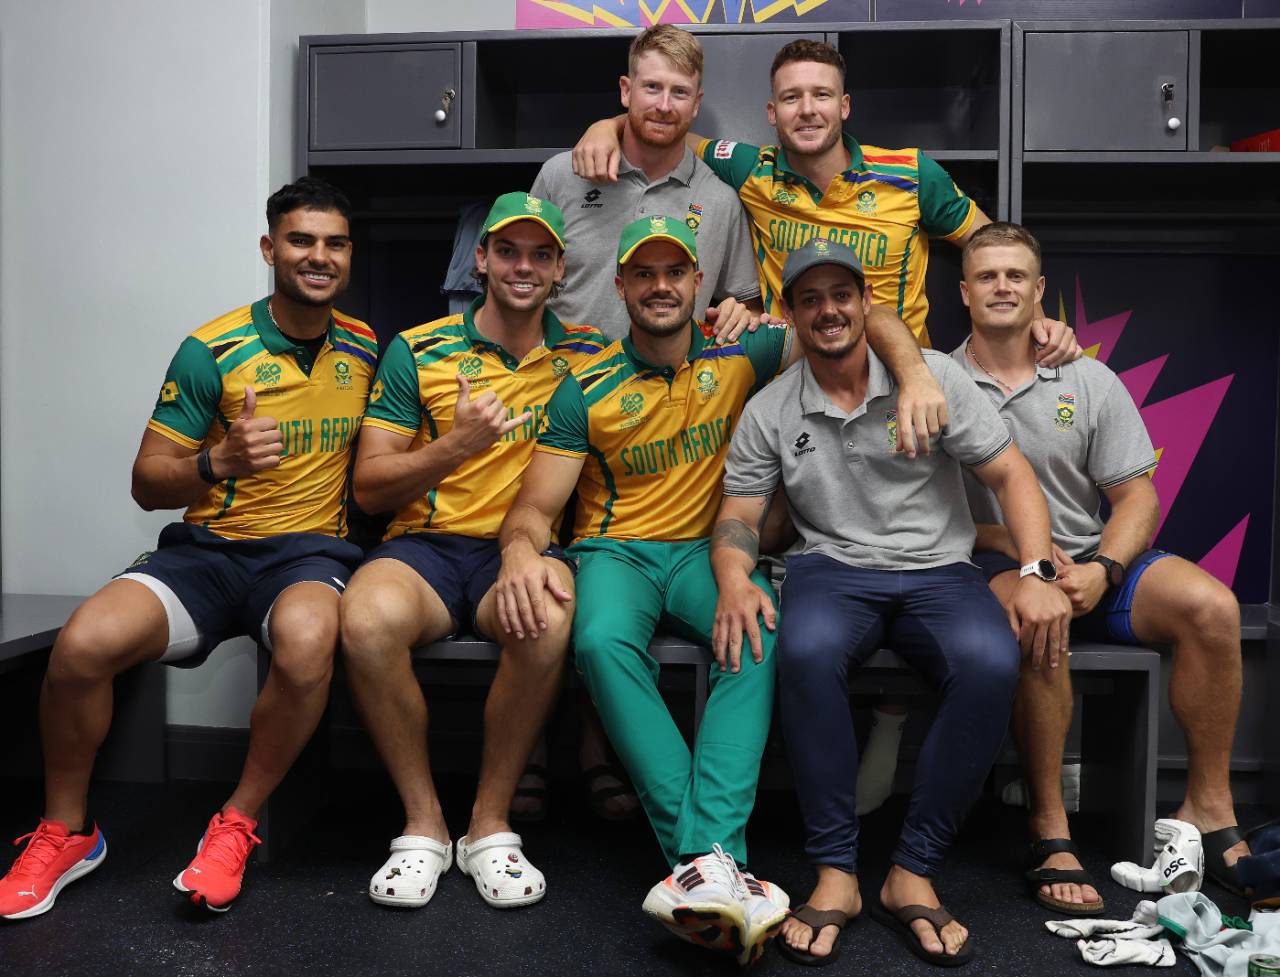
[
  {"left": 870, "top": 899, "right": 974, "bottom": 967},
  {"left": 1024, "top": 839, "right": 1106, "bottom": 916},
  {"left": 1203, "top": 825, "right": 1253, "bottom": 898},
  {"left": 775, "top": 904, "right": 851, "bottom": 967}
]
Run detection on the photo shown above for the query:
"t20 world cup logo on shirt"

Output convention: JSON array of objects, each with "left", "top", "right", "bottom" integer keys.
[{"left": 620, "top": 392, "right": 644, "bottom": 418}]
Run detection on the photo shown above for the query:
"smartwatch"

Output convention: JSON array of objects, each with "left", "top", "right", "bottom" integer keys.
[
  {"left": 1088, "top": 554, "right": 1125, "bottom": 587},
  {"left": 196, "top": 448, "right": 221, "bottom": 485},
  {"left": 1019, "top": 559, "right": 1058, "bottom": 583}
]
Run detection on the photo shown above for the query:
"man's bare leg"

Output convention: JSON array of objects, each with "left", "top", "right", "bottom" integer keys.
[
  {"left": 992, "top": 571, "right": 1099, "bottom": 907},
  {"left": 340, "top": 559, "right": 453, "bottom": 843},
  {"left": 224, "top": 583, "right": 341, "bottom": 819},
  {"left": 40, "top": 580, "right": 170, "bottom": 829},
  {"left": 467, "top": 558, "right": 574, "bottom": 840},
  {"left": 779, "top": 866, "right": 862, "bottom": 960},
  {"left": 1128, "top": 556, "right": 1247, "bottom": 864}
]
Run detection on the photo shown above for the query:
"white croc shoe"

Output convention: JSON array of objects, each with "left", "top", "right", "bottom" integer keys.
[
  {"left": 368, "top": 835, "right": 452, "bottom": 907},
  {"left": 456, "top": 832, "right": 546, "bottom": 908}
]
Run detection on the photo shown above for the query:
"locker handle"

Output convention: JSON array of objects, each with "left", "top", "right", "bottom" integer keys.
[{"left": 434, "top": 88, "right": 456, "bottom": 124}]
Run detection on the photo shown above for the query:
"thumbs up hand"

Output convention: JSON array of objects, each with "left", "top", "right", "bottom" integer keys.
[
  {"left": 446, "top": 374, "right": 532, "bottom": 460},
  {"left": 208, "top": 385, "right": 283, "bottom": 478}
]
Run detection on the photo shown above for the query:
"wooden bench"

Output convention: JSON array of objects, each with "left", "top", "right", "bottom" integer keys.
[{"left": 258, "top": 635, "right": 1159, "bottom": 863}]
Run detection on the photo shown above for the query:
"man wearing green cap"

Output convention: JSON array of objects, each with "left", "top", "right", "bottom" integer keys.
[
  {"left": 340, "top": 192, "right": 608, "bottom": 911},
  {"left": 494, "top": 213, "right": 796, "bottom": 965}
]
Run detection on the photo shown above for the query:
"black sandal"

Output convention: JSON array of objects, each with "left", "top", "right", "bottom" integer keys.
[
  {"left": 1203, "top": 825, "right": 1252, "bottom": 898},
  {"left": 870, "top": 899, "right": 974, "bottom": 967},
  {"left": 509, "top": 762, "right": 549, "bottom": 824},
  {"left": 583, "top": 763, "right": 638, "bottom": 822},
  {"left": 1024, "top": 839, "right": 1105, "bottom": 916}
]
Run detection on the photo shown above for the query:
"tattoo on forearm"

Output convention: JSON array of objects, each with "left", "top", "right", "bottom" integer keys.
[{"left": 712, "top": 518, "right": 760, "bottom": 562}]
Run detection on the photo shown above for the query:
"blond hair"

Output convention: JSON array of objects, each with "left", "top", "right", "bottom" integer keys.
[
  {"left": 628, "top": 25, "right": 703, "bottom": 83},
  {"left": 961, "top": 221, "right": 1043, "bottom": 275}
]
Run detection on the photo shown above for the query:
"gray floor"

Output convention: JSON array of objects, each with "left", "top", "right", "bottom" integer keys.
[{"left": 0, "top": 774, "right": 1267, "bottom": 977}]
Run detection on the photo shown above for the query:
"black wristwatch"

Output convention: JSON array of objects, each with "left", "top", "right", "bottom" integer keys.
[
  {"left": 1088, "top": 554, "right": 1125, "bottom": 586},
  {"left": 196, "top": 448, "right": 221, "bottom": 485},
  {"left": 1019, "top": 559, "right": 1058, "bottom": 583}
]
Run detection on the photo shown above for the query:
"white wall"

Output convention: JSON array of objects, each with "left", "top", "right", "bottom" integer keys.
[
  {"left": 0, "top": 0, "right": 365, "bottom": 730},
  {"left": 365, "top": 0, "right": 514, "bottom": 32}
]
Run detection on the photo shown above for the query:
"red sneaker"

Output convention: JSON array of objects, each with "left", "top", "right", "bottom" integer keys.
[
  {"left": 172, "top": 808, "right": 261, "bottom": 912},
  {"left": 0, "top": 819, "right": 107, "bottom": 919}
]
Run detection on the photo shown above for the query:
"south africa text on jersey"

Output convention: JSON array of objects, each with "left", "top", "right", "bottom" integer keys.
[
  {"left": 276, "top": 415, "right": 363, "bottom": 457},
  {"left": 767, "top": 219, "right": 889, "bottom": 268},
  {"left": 621, "top": 414, "right": 735, "bottom": 476}
]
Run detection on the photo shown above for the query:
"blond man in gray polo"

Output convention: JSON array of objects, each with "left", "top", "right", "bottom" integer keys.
[{"left": 955, "top": 221, "right": 1250, "bottom": 915}]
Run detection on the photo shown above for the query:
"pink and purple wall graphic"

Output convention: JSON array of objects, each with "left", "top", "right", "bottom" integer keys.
[
  {"left": 515, "top": 0, "right": 870, "bottom": 29},
  {"left": 1056, "top": 276, "right": 1260, "bottom": 595}
]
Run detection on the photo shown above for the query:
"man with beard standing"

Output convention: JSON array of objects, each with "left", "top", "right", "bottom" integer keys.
[
  {"left": 495, "top": 215, "right": 796, "bottom": 965},
  {"left": 0, "top": 177, "right": 375, "bottom": 918},
  {"left": 339, "top": 193, "right": 606, "bottom": 911},
  {"left": 531, "top": 25, "right": 762, "bottom": 342}
]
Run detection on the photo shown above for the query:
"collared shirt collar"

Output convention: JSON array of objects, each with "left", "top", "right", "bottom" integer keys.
[
  {"left": 775, "top": 132, "right": 864, "bottom": 184},
  {"left": 798, "top": 345, "right": 890, "bottom": 419},
  {"left": 618, "top": 146, "right": 698, "bottom": 187},
  {"left": 958, "top": 334, "right": 1059, "bottom": 390},
  {"left": 621, "top": 322, "right": 710, "bottom": 371},
  {"left": 251, "top": 296, "right": 334, "bottom": 355},
  {"left": 461, "top": 295, "right": 564, "bottom": 351}
]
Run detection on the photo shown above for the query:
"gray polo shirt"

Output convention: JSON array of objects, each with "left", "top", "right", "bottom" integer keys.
[
  {"left": 531, "top": 148, "right": 760, "bottom": 340},
  {"left": 950, "top": 338, "right": 1156, "bottom": 560},
  {"left": 724, "top": 347, "right": 1012, "bottom": 571}
]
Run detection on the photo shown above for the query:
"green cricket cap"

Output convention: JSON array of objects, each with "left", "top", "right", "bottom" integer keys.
[
  {"left": 616, "top": 214, "right": 698, "bottom": 267},
  {"left": 482, "top": 192, "right": 566, "bottom": 249}
]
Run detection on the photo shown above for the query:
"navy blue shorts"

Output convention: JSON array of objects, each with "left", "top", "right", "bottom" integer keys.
[
  {"left": 363, "top": 533, "right": 574, "bottom": 637},
  {"left": 117, "top": 522, "right": 363, "bottom": 667},
  {"left": 971, "top": 547, "right": 1173, "bottom": 645}
]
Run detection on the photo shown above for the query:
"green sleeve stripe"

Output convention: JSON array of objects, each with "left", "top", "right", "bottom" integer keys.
[
  {"left": 367, "top": 335, "right": 425, "bottom": 431},
  {"left": 917, "top": 153, "right": 975, "bottom": 236},
  {"left": 896, "top": 225, "right": 918, "bottom": 318},
  {"left": 421, "top": 405, "right": 440, "bottom": 528},
  {"left": 581, "top": 360, "right": 637, "bottom": 410},
  {"left": 587, "top": 444, "right": 620, "bottom": 536},
  {"left": 215, "top": 338, "right": 269, "bottom": 377},
  {"left": 415, "top": 339, "right": 473, "bottom": 366},
  {"left": 151, "top": 336, "right": 223, "bottom": 444},
  {"left": 699, "top": 138, "right": 760, "bottom": 191}
]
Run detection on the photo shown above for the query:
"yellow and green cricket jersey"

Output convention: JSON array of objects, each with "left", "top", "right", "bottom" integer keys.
[
  {"left": 364, "top": 298, "right": 608, "bottom": 540},
  {"left": 536, "top": 321, "right": 793, "bottom": 543},
  {"left": 147, "top": 297, "right": 377, "bottom": 540},
  {"left": 698, "top": 133, "right": 977, "bottom": 347}
]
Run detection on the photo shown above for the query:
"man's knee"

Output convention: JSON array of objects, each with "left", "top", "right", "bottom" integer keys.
[
  {"left": 777, "top": 614, "right": 850, "bottom": 681},
  {"left": 268, "top": 591, "right": 339, "bottom": 691},
  {"left": 1179, "top": 575, "right": 1240, "bottom": 646},
  {"left": 501, "top": 597, "right": 572, "bottom": 673},
  {"left": 948, "top": 628, "right": 1020, "bottom": 699},
  {"left": 340, "top": 578, "right": 424, "bottom": 667},
  {"left": 48, "top": 602, "right": 162, "bottom": 684}
]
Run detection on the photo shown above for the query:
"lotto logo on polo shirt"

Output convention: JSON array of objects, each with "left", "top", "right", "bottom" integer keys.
[
  {"left": 582, "top": 188, "right": 603, "bottom": 209},
  {"left": 793, "top": 431, "right": 815, "bottom": 457},
  {"left": 713, "top": 140, "right": 736, "bottom": 160}
]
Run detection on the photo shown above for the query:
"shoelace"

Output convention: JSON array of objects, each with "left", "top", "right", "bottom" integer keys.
[
  {"left": 10, "top": 824, "right": 72, "bottom": 879},
  {"left": 198, "top": 816, "right": 262, "bottom": 874},
  {"left": 708, "top": 843, "right": 751, "bottom": 902}
]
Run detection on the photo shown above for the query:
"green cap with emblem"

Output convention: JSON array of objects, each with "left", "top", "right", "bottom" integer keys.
[
  {"left": 616, "top": 214, "right": 699, "bottom": 267},
  {"left": 482, "top": 191, "right": 566, "bottom": 249}
]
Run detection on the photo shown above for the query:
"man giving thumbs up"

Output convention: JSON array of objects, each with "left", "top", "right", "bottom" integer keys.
[
  {"left": 340, "top": 192, "right": 606, "bottom": 912},
  {"left": 0, "top": 177, "right": 376, "bottom": 921}
]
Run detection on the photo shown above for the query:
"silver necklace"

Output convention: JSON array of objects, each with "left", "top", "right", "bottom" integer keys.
[{"left": 967, "top": 339, "right": 1019, "bottom": 393}]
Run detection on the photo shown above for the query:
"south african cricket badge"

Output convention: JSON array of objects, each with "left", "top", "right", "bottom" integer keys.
[{"left": 1055, "top": 393, "right": 1076, "bottom": 430}]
